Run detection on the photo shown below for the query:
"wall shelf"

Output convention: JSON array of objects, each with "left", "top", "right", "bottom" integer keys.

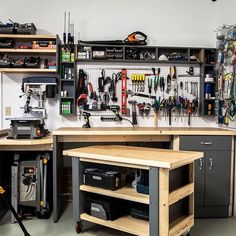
[
  {"left": 0, "top": 34, "right": 56, "bottom": 39},
  {"left": 61, "top": 79, "right": 75, "bottom": 82},
  {"left": 60, "top": 43, "right": 216, "bottom": 118},
  {"left": 0, "top": 48, "right": 56, "bottom": 53},
  {"left": 0, "top": 68, "right": 56, "bottom": 73},
  {"left": 0, "top": 34, "right": 59, "bottom": 73},
  {"left": 77, "top": 59, "right": 201, "bottom": 65}
]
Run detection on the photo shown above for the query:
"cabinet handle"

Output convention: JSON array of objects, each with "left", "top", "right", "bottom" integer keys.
[
  {"left": 209, "top": 158, "right": 213, "bottom": 170},
  {"left": 200, "top": 141, "right": 212, "bottom": 145},
  {"left": 199, "top": 159, "right": 203, "bottom": 170}
]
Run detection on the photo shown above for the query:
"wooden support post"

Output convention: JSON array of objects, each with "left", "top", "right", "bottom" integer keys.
[{"left": 159, "top": 168, "right": 169, "bottom": 236}]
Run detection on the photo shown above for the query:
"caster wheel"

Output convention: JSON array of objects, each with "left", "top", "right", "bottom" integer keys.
[
  {"left": 75, "top": 221, "right": 83, "bottom": 234},
  {"left": 17, "top": 213, "right": 24, "bottom": 221}
]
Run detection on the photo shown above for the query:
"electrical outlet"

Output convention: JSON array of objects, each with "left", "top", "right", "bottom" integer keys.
[{"left": 5, "top": 106, "right": 11, "bottom": 116}]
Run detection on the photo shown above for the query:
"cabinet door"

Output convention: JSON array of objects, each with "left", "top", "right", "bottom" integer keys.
[
  {"left": 179, "top": 136, "right": 205, "bottom": 206},
  {"left": 205, "top": 151, "right": 231, "bottom": 206},
  {"left": 194, "top": 158, "right": 205, "bottom": 206}
]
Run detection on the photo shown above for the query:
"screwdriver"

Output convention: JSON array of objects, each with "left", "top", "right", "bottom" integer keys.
[
  {"left": 160, "top": 77, "right": 165, "bottom": 95},
  {"left": 187, "top": 102, "right": 192, "bottom": 126},
  {"left": 148, "top": 77, "right": 152, "bottom": 95}
]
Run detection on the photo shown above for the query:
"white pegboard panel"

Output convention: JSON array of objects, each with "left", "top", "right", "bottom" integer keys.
[{"left": 77, "top": 62, "right": 200, "bottom": 117}]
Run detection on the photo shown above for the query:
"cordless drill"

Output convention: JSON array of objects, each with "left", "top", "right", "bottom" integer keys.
[
  {"left": 82, "top": 112, "right": 91, "bottom": 128},
  {"left": 101, "top": 105, "right": 122, "bottom": 122}
]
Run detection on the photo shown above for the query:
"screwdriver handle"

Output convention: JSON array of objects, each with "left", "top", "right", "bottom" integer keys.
[
  {"left": 154, "top": 111, "right": 158, "bottom": 127},
  {"left": 188, "top": 112, "right": 191, "bottom": 126},
  {"left": 132, "top": 111, "right": 138, "bottom": 125},
  {"left": 169, "top": 108, "right": 172, "bottom": 126}
]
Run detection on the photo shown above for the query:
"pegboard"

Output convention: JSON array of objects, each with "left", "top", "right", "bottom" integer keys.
[{"left": 77, "top": 62, "right": 200, "bottom": 118}]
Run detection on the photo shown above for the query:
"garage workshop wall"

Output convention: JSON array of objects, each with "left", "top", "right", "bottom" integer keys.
[{"left": 0, "top": 0, "right": 234, "bottom": 130}]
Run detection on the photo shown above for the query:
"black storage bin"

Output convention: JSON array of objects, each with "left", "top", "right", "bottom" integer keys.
[
  {"left": 130, "top": 203, "right": 149, "bottom": 221},
  {"left": 136, "top": 170, "right": 149, "bottom": 195},
  {"left": 17, "top": 23, "right": 36, "bottom": 34},
  {"left": 83, "top": 168, "right": 121, "bottom": 191},
  {"left": 0, "top": 39, "right": 14, "bottom": 48},
  {"left": 85, "top": 195, "right": 128, "bottom": 221},
  {"left": 24, "top": 57, "right": 40, "bottom": 68},
  {"left": 0, "top": 23, "right": 36, "bottom": 34}
]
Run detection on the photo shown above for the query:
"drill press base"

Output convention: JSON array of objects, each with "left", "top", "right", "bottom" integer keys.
[{"left": 6, "top": 117, "right": 48, "bottom": 139}]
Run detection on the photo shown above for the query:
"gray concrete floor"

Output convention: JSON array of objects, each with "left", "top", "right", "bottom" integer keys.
[{"left": 0, "top": 204, "right": 236, "bottom": 236}]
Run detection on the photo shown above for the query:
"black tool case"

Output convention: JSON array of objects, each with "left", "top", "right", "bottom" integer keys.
[
  {"left": 17, "top": 23, "right": 36, "bottom": 34},
  {"left": 0, "top": 22, "right": 36, "bottom": 34},
  {"left": 83, "top": 168, "right": 121, "bottom": 190},
  {"left": 24, "top": 57, "right": 40, "bottom": 68},
  {"left": 130, "top": 203, "right": 149, "bottom": 221},
  {"left": 0, "top": 23, "right": 13, "bottom": 34},
  {"left": 84, "top": 195, "right": 128, "bottom": 221},
  {"left": 0, "top": 39, "right": 14, "bottom": 48}
]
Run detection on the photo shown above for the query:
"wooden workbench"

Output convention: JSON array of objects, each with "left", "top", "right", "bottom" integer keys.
[
  {"left": 0, "top": 129, "right": 8, "bottom": 138},
  {"left": 52, "top": 127, "right": 236, "bottom": 222},
  {"left": 0, "top": 136, "right": 53, "bottom": 151},
  {"left": 64, "top": 145, "right": 203, "bottom": 236}
]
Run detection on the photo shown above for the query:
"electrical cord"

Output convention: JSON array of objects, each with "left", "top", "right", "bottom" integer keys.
[{"left": 122, "top": 117, "right": 135, "bottom": 127}]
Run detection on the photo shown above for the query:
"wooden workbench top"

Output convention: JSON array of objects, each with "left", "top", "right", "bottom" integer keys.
[
  {"left": 53, "top": 127, "right": 236, "bottom": 136},
  {"left": 0, "top": 135, "right": 53, "bottom": 146},
  {"left": 0, "top": 129, "right": 8, "bottom": 137},
  {"left": 63, "top": 145, "right": 203, "bottom": 169}
]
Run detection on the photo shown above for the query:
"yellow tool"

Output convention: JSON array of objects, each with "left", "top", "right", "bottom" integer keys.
[
  {"left": 0, "top": 186, "right": 5, "bottom": 194},
  {"left": 0, "top": 186, "right": 30, "bottom": 236}
]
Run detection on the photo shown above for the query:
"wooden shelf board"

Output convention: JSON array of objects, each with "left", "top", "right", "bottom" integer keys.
[
  {"left": 80, "top": 213, "right": 149, "bottom": 236},
  {"left": 61, "top": 97, "right": 74, "bottom": 99},
  {"left": 0, "top": 48, "right": 56, "bottom": 53},
  {"left": 169, "top": 214, "right": 194, "bottom": 236},
  {"left": 61, "top": 61, "right": 74, "bottom": 64},
  {"left": 0, "top": 34, "right": 56, "bottom": 39},
  {"left": 61, "top": 79, "right": 75, "bottom": 81},
  {"left": 0, "top": 68, "right": 57, "bottom": 73},
  {"left": 0, "top": 135, "right": 52, "bottom": 146},
  {"left": 76, "top": 59, "right": 200, "bottom": 65},
  {"left": 169, "top": 183, "right": 193, "bottom": 206},
  {"left": 204, "top": 64, "right": 215, "bottom": 66},
  {"left": 80, "top": 185, "right": 149, "bottom": 204}
]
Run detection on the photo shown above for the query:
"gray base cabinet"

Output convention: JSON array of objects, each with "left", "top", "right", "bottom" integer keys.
[{"left": 180, "top": 135, "right": 232, "bottom": 217}]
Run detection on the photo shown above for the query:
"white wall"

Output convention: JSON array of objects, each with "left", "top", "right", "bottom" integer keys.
[
  {"left": 215, "top": 0, "right": 236, "bottom": 27},
  {"left": 1, "top": 0, "right": 217, "bottom": 47},
  {"left": 0, "top": 0, "right": 230, "bottom": 130}
]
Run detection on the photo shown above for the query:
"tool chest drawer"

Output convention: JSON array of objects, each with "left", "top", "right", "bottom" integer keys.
[{"left": 179, "top": 135, "right": 232, "bottom": 151}]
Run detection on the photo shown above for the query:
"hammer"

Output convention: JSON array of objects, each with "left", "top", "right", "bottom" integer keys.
[{"left": 128, "top": 100, "right": 137, "bottom": 125}]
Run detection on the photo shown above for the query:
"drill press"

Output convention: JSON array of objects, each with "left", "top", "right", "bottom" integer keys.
[{"left": 7, "top": 77, "right": 57, "bottom": 139}]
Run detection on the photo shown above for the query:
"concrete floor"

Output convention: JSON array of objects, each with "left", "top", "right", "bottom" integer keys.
[{"left": 0, "top": 204, "right": 236, "bottom": 236}]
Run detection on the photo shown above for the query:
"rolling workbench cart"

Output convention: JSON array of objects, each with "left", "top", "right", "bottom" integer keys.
[{"left": 63, "top": 145, "right": 203, "bottom": 236}]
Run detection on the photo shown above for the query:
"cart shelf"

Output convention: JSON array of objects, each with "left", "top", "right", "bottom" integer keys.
[
  {"left": 80, "top": 185, "right": 149, "bottom": 204},
  {"left": 80, "top": 213, "right": 149, "bottom": 236}
]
